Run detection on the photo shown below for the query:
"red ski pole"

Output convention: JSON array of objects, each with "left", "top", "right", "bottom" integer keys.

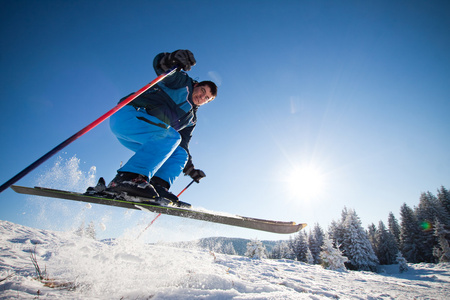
[
  {"left": 176, "top": 179, "right": 196, "bottom": 198},
  {"left": 0, "top": 68, "right": 177, "bottom": 194}
]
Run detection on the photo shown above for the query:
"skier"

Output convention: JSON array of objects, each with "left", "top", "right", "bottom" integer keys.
[{"left": 107, "top": 50, "right": 217, "bottom": 204}]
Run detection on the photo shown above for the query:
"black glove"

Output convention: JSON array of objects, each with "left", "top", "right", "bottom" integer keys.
[
  {"left": 183, "top": 161, "right": 206, "bottom": 183},
  {"left": 160, "top": 50, "right": 196, "bottom": 72}
]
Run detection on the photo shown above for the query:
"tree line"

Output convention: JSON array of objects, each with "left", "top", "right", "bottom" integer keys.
[{"left": 267, "top": 186, "right": 450, "bottom": 271}]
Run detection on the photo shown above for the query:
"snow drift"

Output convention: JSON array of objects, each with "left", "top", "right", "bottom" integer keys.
[{"left": 1, "top": 220, "right": 450, "bottom": 299}]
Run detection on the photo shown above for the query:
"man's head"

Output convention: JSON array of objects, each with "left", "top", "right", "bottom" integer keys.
[{"left": 192, "top": 81, "right": 218, "bottom": 106}]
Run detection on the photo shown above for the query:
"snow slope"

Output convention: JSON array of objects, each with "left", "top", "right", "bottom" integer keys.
[{"left": 1, "top": 220, "right": 449, "bottom": 299}]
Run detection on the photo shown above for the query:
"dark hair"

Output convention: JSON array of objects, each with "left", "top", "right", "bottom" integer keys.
[{"left": 197, "top": 80, "right": 218, "bottom": 97}]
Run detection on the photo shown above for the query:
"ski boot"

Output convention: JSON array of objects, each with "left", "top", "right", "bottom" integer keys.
[
  {"left": 150, "top": 177, "right": 179, "bottom": 201},
  {"left": 151, "top": 177, "right": 192, "bottom": 209},
  {"left": 105, "top": 172, "right": 170, "bottom": 204}
]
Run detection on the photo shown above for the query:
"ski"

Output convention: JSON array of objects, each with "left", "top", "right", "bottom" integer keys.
[{"left": 11, "top": 185, "right": 306, "bottom": 234}]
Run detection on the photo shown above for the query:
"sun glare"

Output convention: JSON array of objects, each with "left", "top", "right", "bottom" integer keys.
[{"left": 285, "top": 165, "right": 326, "bottom": 200}]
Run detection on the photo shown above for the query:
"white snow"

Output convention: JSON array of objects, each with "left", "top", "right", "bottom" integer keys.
[{"left": 1, "top": 220, "right": 449, "bottom": 299}]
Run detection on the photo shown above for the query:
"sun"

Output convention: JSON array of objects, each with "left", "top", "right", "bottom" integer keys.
[{"left": 285, "top": 165, "right": 326, "bottom": 200}]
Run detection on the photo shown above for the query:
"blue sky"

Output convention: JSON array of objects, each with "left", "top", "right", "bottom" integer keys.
[{"left": 1, "top": 0, "right": 449, "bottom": 242}]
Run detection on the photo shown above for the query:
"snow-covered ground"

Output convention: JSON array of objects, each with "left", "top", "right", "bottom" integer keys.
[{"left": 1, "top": 220, "right": 449, "bottom": 299}]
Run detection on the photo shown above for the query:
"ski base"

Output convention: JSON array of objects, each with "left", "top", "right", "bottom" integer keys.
[{"left": 10, "top": 185, "right": 307, "bottom": 234}]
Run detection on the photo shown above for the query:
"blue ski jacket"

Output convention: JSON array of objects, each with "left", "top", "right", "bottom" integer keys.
[{"left": 120, "top": 52, "right": 198, "bottom": 156}]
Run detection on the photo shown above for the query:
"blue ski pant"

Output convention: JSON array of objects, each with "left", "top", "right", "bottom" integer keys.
[{"left": 110, "top": 106, "right": 189, "bottom": 186}]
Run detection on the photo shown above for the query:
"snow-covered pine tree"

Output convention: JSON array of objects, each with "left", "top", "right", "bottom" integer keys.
[
  {"left": 285, "top": 241, "right": 296, "bottom": 260},
  {"left": 306, "top": 247, "right": 315, "bottom": 264},
  {"left": 293, "top": 231, "right": 309, "bottom": 262},
  {"left": 399, "top": 203, "right": 421, "bottom": 263},
  {"left": 286, "top": 236, "right": 297, "bottom": 260},
  {"left": 388, "top": 212, "right": 401, "bottom": 247},
  {"left": 433, "top": 219, "right": 450, "bottom": 263},
  {"left": 270, "top": 243, "right": 281, "bottom": 259},
  {"left": 415, "top": 191, "right": 446, "bottom": 262},
  {"left": 85, "top": 221, "right": 96, "bottom": 240},
  {"left": 437, "top": 186, "right": 450, "bottom": 227},
  {"left": 342, "top": 209, "right": 378, "bottom": 271},
  {"left": 375, "top": 221, "right": 399, "bottom": 265},
  {"left": 245, "top": 239, "right": 267, "bottom": 259},
  {"left": 328, "top": 207, "right": 347, "bottom": 249},
  {"left": 320, "top": 233, "right": 348, "bottom": 271},
  {"left": 367, "top": 223, "right": 377, "bottom": 254},
  {"left": 270, "top": 241, "right": 292, "bottom": 259},
  {"left": 308, "top": 223, "right": 325, "bottom": 264},
  {"left": 396, "top": 251, "right": 408, "bottom": 273}
]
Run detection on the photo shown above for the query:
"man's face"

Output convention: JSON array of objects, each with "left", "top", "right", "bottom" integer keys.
[{"left": 192, "top": 84, "right": 214, "bottom": 106}]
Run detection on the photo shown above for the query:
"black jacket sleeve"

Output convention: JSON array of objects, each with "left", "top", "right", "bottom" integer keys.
[{"left": 178, "top": 124, "right": 195, "bottom": 160}]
